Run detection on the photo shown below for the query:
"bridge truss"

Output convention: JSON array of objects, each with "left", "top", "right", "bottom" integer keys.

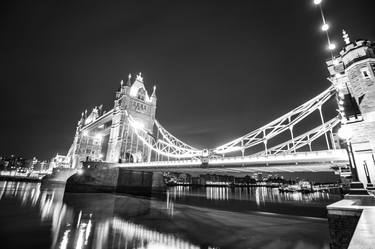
[
  {"left": 121, "top": 84, "right": 342, "bottom": 163},
  {"left": 65, "top": 84, "right": 344, "bottom": 167}
]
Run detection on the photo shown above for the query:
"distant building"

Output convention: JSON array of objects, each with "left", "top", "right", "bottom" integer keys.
[{"left": 0, "top": 155, "right": 26, "bottom": 170}]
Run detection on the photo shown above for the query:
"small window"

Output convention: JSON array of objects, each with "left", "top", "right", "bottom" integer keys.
[
  {"left": 137, "top": 88, "right": 146, "bottom": 101},
  {"left": 360, "top": 67, "right": 371, "bottom": 79}
]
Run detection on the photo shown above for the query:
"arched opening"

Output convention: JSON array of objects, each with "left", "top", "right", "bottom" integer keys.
[
  {"left": 123, "top": 152, "right": 143, "bottom": 163},
  {"left": 124, "top": 152, "right": 134, "bottom": 163}
]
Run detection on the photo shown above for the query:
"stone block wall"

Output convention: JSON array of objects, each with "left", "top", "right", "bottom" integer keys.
[
  {"left": 65, "top": 164, "right": 166, "bottom": 195},
  {"left": 328, "top": 210, "right": 362, "bottom": 249},
  {"left": 65, "top": 167, "right": 120, "bottom": 193}
]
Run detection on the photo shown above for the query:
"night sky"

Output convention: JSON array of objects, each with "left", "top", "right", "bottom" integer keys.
[{"left": 1, "top": 0, "right": 374, "bottom": 160}]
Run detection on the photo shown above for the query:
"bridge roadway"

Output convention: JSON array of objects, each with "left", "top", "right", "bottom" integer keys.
[{"left": 88, "top": 149, "right": 349, "bottom": 174}]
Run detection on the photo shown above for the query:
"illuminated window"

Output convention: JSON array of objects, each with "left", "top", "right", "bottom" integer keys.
[
  {"left": 137, "top": 88, "right": 146, "bottom": 101},
  {"left": 360, "top": 67, "right": 371, "bottom": 79}
]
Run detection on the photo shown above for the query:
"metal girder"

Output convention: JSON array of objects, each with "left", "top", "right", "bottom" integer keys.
[
  {"left": 255, "top": 116, "right": 340, "bottom": 155},
  {"left": 213, "top": 85, "right": 336, "bottom": 155}
]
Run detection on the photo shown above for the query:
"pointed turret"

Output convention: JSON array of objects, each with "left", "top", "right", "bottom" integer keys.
[
  {"left": 126, "top": 73, "right": 132, "bottom": 86},
  {"left": 136, "top": 72, "right": 143, "bottom": 83},
  {"left": 78, "top": 112, "right": 85, "bottom": 126},
  {"left": 343, "top": 30, "right": 350, "bottom": 45},
  {"left": 116, "top": 82, "right": 121, "bottom": 98},
  {"left": 116, "top": 78, "right": 126, "bottom": 98},
  {"left": 151, "top": 85, "right": 157, "bottom": 98},
  {"left": 150, "top": 85, "right": 157, "bottom": 105},
  {"left": 98, "top": 104, "right": 103, "bottom": 115}
]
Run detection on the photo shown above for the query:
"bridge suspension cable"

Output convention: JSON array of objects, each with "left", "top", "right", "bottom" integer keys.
[
  {"left": 154, "top": 120, "right": 201, "bottom": 152},
  {"left": 125, "top": 111, "right": 203, "bottom": 159}
]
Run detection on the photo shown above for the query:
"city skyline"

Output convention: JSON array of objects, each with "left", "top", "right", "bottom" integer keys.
[{"left": 1, "top": 0, "right": 375, "bottom": 159}]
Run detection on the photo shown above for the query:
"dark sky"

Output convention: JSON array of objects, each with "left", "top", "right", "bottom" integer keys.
[{"left": 1, "top": 0, "right": 374, "bottom": 160}]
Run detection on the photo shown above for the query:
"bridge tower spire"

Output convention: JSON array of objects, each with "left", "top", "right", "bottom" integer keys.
[{"left": 106, "top": 73, "right": 157, "bottom": 163}]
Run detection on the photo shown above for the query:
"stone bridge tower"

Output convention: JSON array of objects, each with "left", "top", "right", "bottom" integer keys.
[
  {"left": 327, "top": 31, "right": 375, "bottom": 184},
  {"left": 106, "top": 73, "right": 157, "bottom": 163}
]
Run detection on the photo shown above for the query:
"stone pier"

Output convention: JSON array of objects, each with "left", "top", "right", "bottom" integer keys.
[
  {"left": 327, "top": 195, "right": 375, "bottom": 249},
  {"left": 65, "top": 162, "right": 166, "bottom": 196}
]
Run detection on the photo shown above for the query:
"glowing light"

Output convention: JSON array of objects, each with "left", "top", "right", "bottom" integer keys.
[
  {"left": 313, "top": 0, "right": 322, "bottom": 5},
  {"left": 82, "top": 130, "right": 88, "bottom": 136},
  {"left": 202, "top": 149, "right": 209, "bottom": 157},
  {"left": 338, "top": 92, "right": 345, "bottom": 98},
  {"left": 129, "top": 87, "right": 138, "bottom": 97},
  {"left": 339, "top": 100, "right": 344, "bottom": 105},
  {"left": 94, "top": 133, "right": 103, "bottom": 140},
  {"left": 214, "top": 146, "right": 242, "bottom": 154},
  {"left": 321, "top": 23, "right": 329, "bottom": 31},
  {"left": 338, "top": 126, "right": 353, "bottom": 140},
  {"left": 98, "top": 154, "right": 103, "bottom": 159},
  {"left": 132, "top": 120, "right": 144, "bottom": 130},
  {"left": 328, "top": 43, "right": 336, "bottom": 50},
  {"left": 59, "top": 230, "right": 71, "bottom": 249},
  {"left": 333, "top": 59, "right": 340, "bottom": 66},
  {"left": 77, "top": 169, "right": 84, "bottom": 175}
]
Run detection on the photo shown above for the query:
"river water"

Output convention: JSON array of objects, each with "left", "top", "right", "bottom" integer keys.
[{"left": 0, "top": 181, "right": 342, "bottom": 249}]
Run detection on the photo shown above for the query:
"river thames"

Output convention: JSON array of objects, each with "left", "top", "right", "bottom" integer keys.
[{"left": 0, "top": 181, "right": 342, "bottom": 249}]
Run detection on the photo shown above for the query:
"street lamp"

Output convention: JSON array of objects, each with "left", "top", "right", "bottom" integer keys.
[{"left": 338, "top": 126, "right": 359, "bottom": 181}]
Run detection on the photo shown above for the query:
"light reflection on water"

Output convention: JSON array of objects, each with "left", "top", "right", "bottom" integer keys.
[
  {"left": 168, "top": 185, "right": 339, "bottom": 209},
  {"left": 0, "top": 181, "right": 339, "bottom": 249}
]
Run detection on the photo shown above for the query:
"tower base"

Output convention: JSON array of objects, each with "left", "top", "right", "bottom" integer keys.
[{"left": 64, "top": 166, "right": 166, "bottom": 196}]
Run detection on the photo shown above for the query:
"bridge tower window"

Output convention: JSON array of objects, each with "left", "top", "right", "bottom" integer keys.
[
  {"left": 137, "top": 88, "right": 146, "bottom": 101},
  {"left": 360, "top": 67, "right": 371, "bottom": 79}
]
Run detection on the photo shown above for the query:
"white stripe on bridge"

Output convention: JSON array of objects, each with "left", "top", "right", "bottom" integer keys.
[{"left": 102, "top": 149, "right": 348, "bottom": 169}]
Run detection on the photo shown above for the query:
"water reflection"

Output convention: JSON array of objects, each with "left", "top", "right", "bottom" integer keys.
[
  {"left": 111, "top": 217, "right": 199, "bottom": 249},
  {"left": 169, "top": 185, "right": 336, "bottom": 204},
  {"left": 0, "top": 181, "right": 336, "bottom": 249},
  {"left": 166, "top": 186, "right": 341, "bottom": 217},
  {"left": 51, "top": 192, "right": 198, "bottom": 249}
]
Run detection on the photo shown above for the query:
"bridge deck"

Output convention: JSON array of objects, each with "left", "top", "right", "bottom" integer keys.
[{"left": 86, "top": 150, "right": 348, "bottom": 174}]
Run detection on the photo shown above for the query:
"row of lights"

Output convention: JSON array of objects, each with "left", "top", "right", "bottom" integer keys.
[
  {"left": 313, "top": 0, "right": 336, "bottom": 51},
  {"left": 313, "top": 1, "right": 347, "bottom": 123},
  {"left": 312, "top": 1, "right": 353, "bottom": 141},
  {"left": 313, "top": 1, "right": 357, "bottom": 181},
  {"left": 336, "top": 91, "right": 347, "bottom": 123}
]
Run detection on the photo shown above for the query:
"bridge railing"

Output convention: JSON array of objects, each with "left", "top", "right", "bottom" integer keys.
[{"left": 109, "top": 149, "right": 348, "bottom": 168}]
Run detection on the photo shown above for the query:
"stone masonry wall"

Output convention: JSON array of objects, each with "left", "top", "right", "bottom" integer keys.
[{"left": 328, "top": 212, "right": 361, "bottom": 249}]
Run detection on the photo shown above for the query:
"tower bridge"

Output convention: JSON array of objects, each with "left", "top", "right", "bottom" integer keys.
[{"left": 62, "top": 34, "right": 375, "bottom": 185}]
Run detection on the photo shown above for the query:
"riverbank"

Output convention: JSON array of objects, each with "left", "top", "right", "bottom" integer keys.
[{"left": 0, "top": 171, "right": 46, "bottom": 182}]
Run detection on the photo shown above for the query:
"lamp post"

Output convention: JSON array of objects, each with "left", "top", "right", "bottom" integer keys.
[{"left": 338, "top": 126, "right": 359, "bottom": 182}]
